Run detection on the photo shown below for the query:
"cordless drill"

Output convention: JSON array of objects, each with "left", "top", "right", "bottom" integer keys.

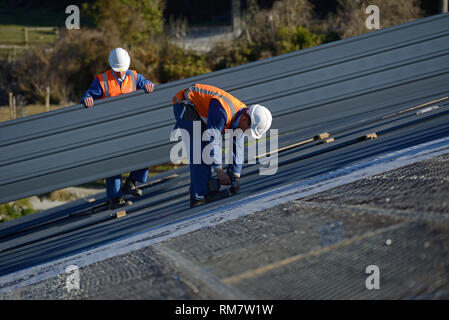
[{"left": 208, "top": 170, "right": 239, "bottom": 194}]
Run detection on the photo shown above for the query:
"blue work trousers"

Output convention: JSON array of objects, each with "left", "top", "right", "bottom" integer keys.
[
  {"left": 173, "top": 102, "right": 211, "bottom": 199},
  {"left": 106, "top": 169, "right": 148, "bottom": 199}
]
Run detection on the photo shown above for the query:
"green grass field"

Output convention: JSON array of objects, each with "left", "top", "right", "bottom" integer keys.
[
  {"left": 0, "top": 4, "right": 63, "bottom": 57},
  {"left": 0, "top": 3, "right": 94, "bottom": 49},
  {"left": 0, "top": 25, "right": 58, "bottom": 45}
]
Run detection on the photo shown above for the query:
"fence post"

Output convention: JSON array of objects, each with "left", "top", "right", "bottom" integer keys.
[
  {"left": 442, "top": 0, "right": 448, "bottom": 13},
  {"left": 9, "top": 92, "right": 14, "bottom": 120},
  {"left": 13, "top": 96, "right": 16, "bottom": 119},
  {"left": 46, "top": 86, "right": 50, "bottom": 111},
  {"left": 232, "top": 0, "right": 241, "bottom": 34},
  {"left": 10, "top": 95, "right": 17, "bottom": 120}
]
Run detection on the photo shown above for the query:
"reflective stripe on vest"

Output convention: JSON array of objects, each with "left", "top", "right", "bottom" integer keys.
[
  {"left": 101, "top": 72, "right": 109, "bottom": 98},
  {"left": 129, "top": 71, "right": 136, "bottom": 92}
]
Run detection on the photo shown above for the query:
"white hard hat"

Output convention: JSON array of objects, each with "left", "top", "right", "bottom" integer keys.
[
  {"left": 108, "top": 48, "right": 130, "bottom": 72},
  {"left": 248, "top": 104, "right": 272, "bottom": 139}
]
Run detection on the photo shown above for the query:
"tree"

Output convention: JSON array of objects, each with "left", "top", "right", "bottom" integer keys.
[
  {"left": 331, "top": 0, "right": 423, "bottom": 39},
  {"left": 84, "top": 0, "right": 165, "bottom": 47}
]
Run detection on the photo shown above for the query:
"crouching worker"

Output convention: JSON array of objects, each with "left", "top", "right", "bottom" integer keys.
[
  {"left": 172, "top": 84, "right": 272, "bottom": 207},
  {"left": 81, "top": 48, "right": 155, "bottom": 209}
]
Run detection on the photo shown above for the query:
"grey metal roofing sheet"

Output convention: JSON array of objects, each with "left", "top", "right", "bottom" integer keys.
[
  {"left": 1, "top": 108, "right": 449, "bottom": 277},
  {"left": 1, "top": 13, "right": 449, "bottom": 204}
]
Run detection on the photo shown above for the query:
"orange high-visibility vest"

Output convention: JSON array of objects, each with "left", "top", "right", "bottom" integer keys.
[
  {"left": 96, "top": 69, "right": 137, "bottom": 99},
  {"left": 173, "top": 84, "right": 247, "bottom": 130}
]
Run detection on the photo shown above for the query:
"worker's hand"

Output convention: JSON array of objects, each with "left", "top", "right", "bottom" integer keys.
[
  {"left": 217, "top": 169, "right": 231, "bottom": 185},
  {"left": 83, "top": 97, "right": 94, "bottom": 108},
  {"left": 144, "top": 82, "right": 155, "bottom": 93}
]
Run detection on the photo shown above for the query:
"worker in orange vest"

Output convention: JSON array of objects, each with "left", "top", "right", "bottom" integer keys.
[
  {"left": 172, "top": 84, "right": 272, "bottom": 207},
  {"left": 81, "top": 48, "right": 155, "bottom": 209}
]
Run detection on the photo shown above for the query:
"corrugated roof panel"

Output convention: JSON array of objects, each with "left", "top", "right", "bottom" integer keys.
[{"left": 0, "top": 13, "right": 448, "bottom": 204}]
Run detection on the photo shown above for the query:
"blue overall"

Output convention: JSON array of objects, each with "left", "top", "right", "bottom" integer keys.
[
  {"left": 173, "top": 99, "right": 244, "bottom": 200},
  {"left": 81, "top": 70, "right": 154, "bottom": 199}
]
